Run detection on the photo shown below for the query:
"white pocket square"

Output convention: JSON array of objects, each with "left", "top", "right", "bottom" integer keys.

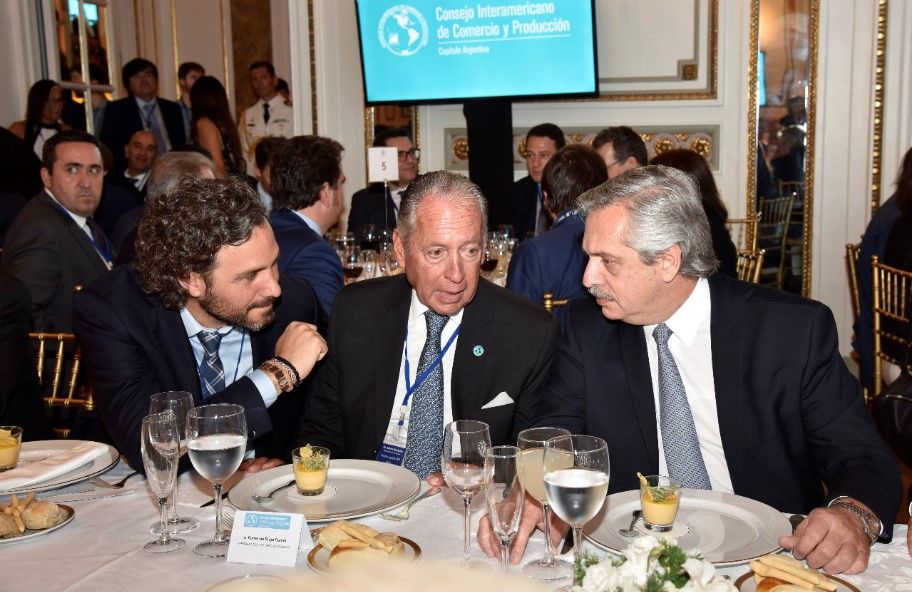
[{"left": 481, "top": 391, "right": 514, "bottom": 409}]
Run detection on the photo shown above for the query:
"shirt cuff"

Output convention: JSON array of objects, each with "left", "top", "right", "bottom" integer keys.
[{"left": 249, "top": 368, "right": 279, "bottom": 407}]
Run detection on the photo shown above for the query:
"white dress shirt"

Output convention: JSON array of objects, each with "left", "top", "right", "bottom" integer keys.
[{"left": 643, "top": 278, "right": 734, "bottom": 492}]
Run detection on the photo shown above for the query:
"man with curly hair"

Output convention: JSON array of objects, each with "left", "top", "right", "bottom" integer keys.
[{"left": 73, "top": 177, "right": 327, "bottom": 472}]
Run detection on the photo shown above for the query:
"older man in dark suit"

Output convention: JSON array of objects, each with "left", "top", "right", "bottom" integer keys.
[
  {"left": 480, "top": 165, "right": 900, "bottom": 576},
  {"left": 2, "top": 130, "right": 111, "bottom": 332},
  {"left": 296, "top": 170, "right": 559, "bottom": 478}
]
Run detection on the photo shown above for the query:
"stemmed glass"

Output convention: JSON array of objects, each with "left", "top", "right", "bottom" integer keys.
[
  {"left": 543, "top": 435, "right": 610, "bottom": 590},
  {"left": 186, "top": 403, "right": 247, "bottom": 557},
  {"left": 517, "top": 426, "right": 572, "bottom": 579},
  {"left": 141, "top": 410, "right": 185, "bottom": 553},
  {"left": 483, "top": 445, "right": 525, "bottom": 575},
  {"left": 442, "top": 419, "right": 491, "bottom": 569},
  {"left": 148, "top": 391, "right": 199, "bottom": 534}
]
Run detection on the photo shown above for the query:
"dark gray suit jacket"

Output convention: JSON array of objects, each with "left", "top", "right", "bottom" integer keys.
[
  {"left": 296, "top": 275, "right": 559, "bottom": 459},
  {"left": 2, "top": 191, "right": 109, "bottom": 331}
]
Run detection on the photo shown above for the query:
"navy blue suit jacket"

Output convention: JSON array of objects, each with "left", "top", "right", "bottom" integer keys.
[
  {"left": 536, "top": 274, "right": 901, "bottom": 538},
  {"left": 100, "top": 97, "right": 186, "bottom": 172},
  {"left": 270, "top": 209, "right": 343, "bottom": 316},
  {"left": 511, "top": 175, "right": 540, "bottom": 241}
]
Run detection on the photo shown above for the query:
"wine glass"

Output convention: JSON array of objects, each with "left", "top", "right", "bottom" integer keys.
[
  {"left": 517, "top": 427, "right": 572, "bottom": 579},
  {"left": 543, "top": 435, "right": 610, "bottom": 590},
  {"left": 442, "top": 420, "right": 491, "bottom": 569},
  {"left": 141, "top": 410, "right": 185, "bottom": 553},
  {"left": 186, "top": 403, "right": 247, "bottom": 557},
  {"left": 342, "top": 244, "right": 363, "bottom": 283},
  {"left": 483, "top": 445, "right": 525, "bottom": 575},
  {"left": 148, "top": 391, "right": 199, "bottom": 534},
  {"left": 360, "top": 224, "right": 380, "bottom": 251}
]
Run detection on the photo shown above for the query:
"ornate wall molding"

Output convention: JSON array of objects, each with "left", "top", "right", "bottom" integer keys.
[{"left": 871, "top": 0, "right": 888, "bottom": 211}]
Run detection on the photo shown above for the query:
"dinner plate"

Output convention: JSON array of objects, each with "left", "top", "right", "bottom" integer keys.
[
  {"left": 307, "top": 537, "right": 421, "bottom": 573},
  {"left": 228, "top": 459, "right": 421, "bottom": 521},
  {"left": 734, "top": 570, "right": 860, "bottom": 592},
  {"left": 0, "top": 440, "right": 120, "bottom": 495},
  {"left": 0, "top": 504, "right": 74, "bottom": 545},
  {"left": 584, "top": 489, "right": 791, "bottom": 566}
]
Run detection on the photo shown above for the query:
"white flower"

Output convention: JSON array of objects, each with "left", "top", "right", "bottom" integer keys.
[
  {"left": 678, "top": 558, "right": 737, "bottom": 592},
  {"left": 580, "top": 561, "right": 613, "bottom": 592}
]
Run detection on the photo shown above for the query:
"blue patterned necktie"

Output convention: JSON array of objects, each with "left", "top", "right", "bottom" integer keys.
[
  {"left": 85, "top": 218, "right": 112, "bottom": 265},
  {"left": 196, "top": 330, "right": 225, "bottom": 399},
  {"left": 653, "top": 323, "right": 711, "bottom": 489},
  {"left": 403, "top": 311, "right": 449, "bottom": 478},
  {"left": 142, "top": 102, "right": 168, "bottom": 154}
]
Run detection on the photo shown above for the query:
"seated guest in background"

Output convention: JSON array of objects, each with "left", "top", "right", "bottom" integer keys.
[
  {"left": 93, "top": 142, "right": 144, "bottom": 237},
  {"left": 591, "top": 125, "right": 647, "bottom": 179},
  {"left": 73, "top": 177, "right": 327, "bottom": 472},
  {"left": 2, "top": 130, "right": 111, "bottom": 332},
  {"left": 854, "top": 146, "right": 910, "bottom": 391},
  {"left": 296, "top": 171, "right": 559, "bottom": 478},
  {"left": 253, "top": 135, "right": 287, "bottom": 212},
  {"left": 121, "top": 129, "right": 157, "bottom": 195},
  {"left": 239, "top": 61, "right": 294, "bottom": 175},
  {"left": 111, "top": 150, "right": 215, "bottom": 264},
  {"left": 269, "top": 135, "right": 346, "bottom": 317},
  {"left": 506, "top": 144, "right": 607, "bottom": 312},
  {"left": 651, "top": 149, "right": 738, "bottom": 278},
  {"left": 176, "top": 61, "right": 205, "bottom": 140},
  {"left": 512, "top": 123, "right": 565, "bottom": 240},
  {"left": 348, "top": 127, "right": 419, "bottom": 241},
  {"left": 480, "top": 165, "right": 900, "bottom": 575},
  {"left": 191, "top": 75, "right": 245, "bottom": 177},
  {"left": 8, "top": 79, "right": 70, "bottom": 159},
  {"left": 101, "top": 58, "right": 186, "bottom": 172}
]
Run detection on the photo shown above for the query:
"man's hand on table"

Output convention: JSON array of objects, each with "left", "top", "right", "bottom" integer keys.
[
  {"left": 239, "top": 457, "right": 283, "bottom": 473},
  {"left": 778, "top": 506, "right": 871, "bottom": 574},
  {"left": 477, "top": 496, "right": 568, "bottom": 563}
]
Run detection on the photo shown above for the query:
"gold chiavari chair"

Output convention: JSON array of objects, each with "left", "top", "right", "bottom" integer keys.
[
  {"left": 779, "top": 180, "right": 804, "bottom": 198},
  {"left": 725, "top": 215, "right": 759, "bottom": 253},
  {"left": 845, "top": 242, "right": 861, "bottom": 323},
  {"left": 29, "top": 332, "right": 94, "bottom": 438},
  {"left": 736, "top": 249, "right": 765, "bottom": 284},
  {"left": 542, "top": 292, "right": 569, "bottom": 314},
  {"left": 757, "top": 195, "right": 796, "bottom": 288},
  {"left": 871, "top": 256, "right": 912, "bottom": 398}
]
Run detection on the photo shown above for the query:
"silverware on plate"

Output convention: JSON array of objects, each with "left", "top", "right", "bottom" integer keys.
[{"left": 91, "top": 471, "right": 140, "bottom": 489}]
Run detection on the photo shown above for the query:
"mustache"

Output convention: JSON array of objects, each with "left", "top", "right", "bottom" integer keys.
[
  {"left": 248, "top": 297, "right": 276, "bottom": 311},
  {"left": 589, "top": 286, "right": 613, "bottom": 301}
]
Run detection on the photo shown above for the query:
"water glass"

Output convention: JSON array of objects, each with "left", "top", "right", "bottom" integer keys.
[{"left": 148, "top": 391, "right": 198, "bottom": 534}]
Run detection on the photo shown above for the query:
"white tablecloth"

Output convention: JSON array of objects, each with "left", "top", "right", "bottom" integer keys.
[{"left": 2, "top": 461, "right": 909, "bottom": 591}]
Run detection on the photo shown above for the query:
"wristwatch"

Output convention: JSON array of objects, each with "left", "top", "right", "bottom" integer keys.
[
  {"left": 260, "top": 359, "right": 292, "bottom": 393},
  {"left": 828, "top": 497, "right": 881, "bottom": 546}
]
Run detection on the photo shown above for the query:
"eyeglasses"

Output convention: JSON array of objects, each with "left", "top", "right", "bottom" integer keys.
[{"left": 398, "top": 148, "right": 420, "bottom": 161}]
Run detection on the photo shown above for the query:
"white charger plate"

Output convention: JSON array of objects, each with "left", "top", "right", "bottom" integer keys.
[
  {"left": 0, "top": 440, "right": 120, "bottom": 496},
  {"left": 584, "top": 489, "right": 791, "bottom": 566},
  {"left": 0, "top": 504, "right": 74, "bottom": 545},
  {"left": 228, "top": 459, "right": 420, "bottom": 522}
]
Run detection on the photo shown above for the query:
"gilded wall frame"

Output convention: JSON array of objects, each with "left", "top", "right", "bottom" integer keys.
[{"left": 870, "top": 0, "right": 888, "bottom": 211}]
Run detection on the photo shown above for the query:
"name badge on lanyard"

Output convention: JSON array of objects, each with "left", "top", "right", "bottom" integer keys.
[{"left": 375, "top": 324, "right": 461, "bottom": 466}]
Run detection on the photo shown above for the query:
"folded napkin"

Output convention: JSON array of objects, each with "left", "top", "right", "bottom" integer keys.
[{"left": 0, "top": 441, "right": 109, "bottom": 490}]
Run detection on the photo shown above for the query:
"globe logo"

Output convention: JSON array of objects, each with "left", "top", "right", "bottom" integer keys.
[{"left": 378, "top": 5, "right": 428, "bottom": 57}]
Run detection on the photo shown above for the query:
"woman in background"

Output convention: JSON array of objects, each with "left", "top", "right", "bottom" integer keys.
[
  {"left": 8, "top": 79, "right": 71, "bottom": 159},
  {"left": 190, "top": 75, "right": 244, "bottom": 177},
  {"left": 651, "top": 149, "right": 738, "bottom": 278}
]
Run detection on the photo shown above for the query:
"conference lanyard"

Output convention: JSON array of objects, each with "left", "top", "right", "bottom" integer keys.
[{"left": 397, "top": 323, "right": 461, "bottom": 430}]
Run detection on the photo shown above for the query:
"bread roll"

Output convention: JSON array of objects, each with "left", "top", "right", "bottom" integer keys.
[
  {"left": 328, "top": 545, "right": 391, "bottom": 567},
  {"left": 755, "top": 577, "right": 791, "bottom": 592},
  {"left": 0, "top": 512, "right": 17, "bottom": 538},
  {"left": 20, "top": 500, "right": 67, "bottom": 530}
]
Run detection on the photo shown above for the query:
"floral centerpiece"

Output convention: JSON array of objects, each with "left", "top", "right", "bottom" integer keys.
[{"left": 573, "top": 535, "right": 736, "bottom": 592}]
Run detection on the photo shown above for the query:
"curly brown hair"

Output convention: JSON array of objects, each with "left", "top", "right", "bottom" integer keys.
[{"left": 134, "top": 177, "right": 267, "bottom": 309}]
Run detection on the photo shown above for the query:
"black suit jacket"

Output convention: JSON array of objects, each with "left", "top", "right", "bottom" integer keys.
[
  {"left": 73, "top": 265, "right": 323, "bottom": 471},
  {"left": 100, "top": 97, "right": 186, "bottom": 172},
  {"left": 511, "top": 175, "right": 540, "bottom": 241},
  {"left": 347, "top": 184, "right": 398, "bottom": 240},
  {"left": 297, "top": 275, "right": 559, "bottom": 460},
  {"left": 536, "top": 274, "right": 901, "bottom": 538},
  {"left": 2, "top": 191, "right": 110, "bottom": 332}
]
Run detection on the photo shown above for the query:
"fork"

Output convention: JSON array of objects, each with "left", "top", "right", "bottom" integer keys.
[
  {"left": 91, "top": 471, "right": 139, "bottom": 489},
  {"left": 380, "top": 486, "right": 440, "bottom": 521}
]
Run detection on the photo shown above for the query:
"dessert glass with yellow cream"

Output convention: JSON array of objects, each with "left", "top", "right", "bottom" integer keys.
[
  {"left": 638, "top": 473, "right": 681, "bottom": 532},
  {"left": 293, "top": 445, "right": 330, "bottom": 495},
  {"left": 0, "top": 426, "right": 23, "bottom": 472}
]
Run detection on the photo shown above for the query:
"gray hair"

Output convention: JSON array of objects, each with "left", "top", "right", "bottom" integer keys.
[
  {"left": 396, "top": 170, "right": 488, "bottom": 247},
  {"left": 145, "top": 151, "right": 214, "bottom": 201},
  {"left": 577, "top": 165, "right": 718, "bottom": 278}
]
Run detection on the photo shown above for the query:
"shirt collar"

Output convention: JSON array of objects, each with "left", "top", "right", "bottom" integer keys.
[
  {"left": 292, "top": 210, "right": 322, "bottom": 235},
  {"left": 407, "top": 289, "right": 465, "bottom": 327},
  {"left": 644, "top": 277, "right": 710, "bottom": 347},
  {"left": 134, "top": 96, "right": 156, "bottom": 110},
  {"left": 46, "top": 190, "right": 87, "bottom": 228},
  {"left": 179, "top": 306, "right": 236, "bottom": 339},
  {"left": 259, "top": 95, "right": 282, "bottom": 109}
]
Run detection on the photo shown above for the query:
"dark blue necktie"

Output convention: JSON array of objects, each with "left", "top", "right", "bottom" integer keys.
[
  {"left": 85, "top": 218, "right": 113, "bottom": 265},
  {"left": 197, "top": 330, "right": 225, "bottom": 399}
]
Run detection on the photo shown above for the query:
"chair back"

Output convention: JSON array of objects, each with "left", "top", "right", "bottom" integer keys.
[
  {"left": 871, "top": 256, "right": 912, "bottom": 396},
  {"left": 845, "top": 242, "right": 861, "bottom": 322},
  {"left": 28, "top": 332, "right": 94, "bottom": 438},
  {"left": 757, "top": 195, "right": 796, "bottom": 288},
  {"left": 725, "top": 215, "right": 759, "bottom": 253},
  {"left": 736, "top": 249, "right": 765, "bottom": 283},
  {"left": 542, "top": 292, "right": 569, "bottom": 314},
  {"left": 779, "top": 180, "right": 804, "bottom": 198}
]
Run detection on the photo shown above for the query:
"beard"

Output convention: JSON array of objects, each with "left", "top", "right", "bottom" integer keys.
[{"left": 199, "top": 289, "right": 276, "bottom": 332}]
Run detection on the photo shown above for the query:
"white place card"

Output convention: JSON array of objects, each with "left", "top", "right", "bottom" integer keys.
[
  {"left": 368, "top": 146, "right": 399, "bottom": 183},
  {"left": 226, "top": 510, "right": 310, "bottom": 567}
]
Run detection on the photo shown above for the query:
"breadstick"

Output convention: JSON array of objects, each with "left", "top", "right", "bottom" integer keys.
[
  {"left": 750, "top": 560, "right": 814, "bottom": 589},
  {"left": 759, "top": 555, "right": 837, "bottom": 590}
]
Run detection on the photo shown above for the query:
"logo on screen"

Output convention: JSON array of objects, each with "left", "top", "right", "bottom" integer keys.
[{"left": 378, "top": 6, "right": 428, "bottom": 57}]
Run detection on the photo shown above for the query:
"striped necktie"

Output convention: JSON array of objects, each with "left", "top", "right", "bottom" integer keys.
[{"left": 196, "top": 330, "right": 225, "bottom": 399}]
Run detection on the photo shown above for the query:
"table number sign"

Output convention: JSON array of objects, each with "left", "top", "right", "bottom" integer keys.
[
  {"left": 368, "top": 147, "right": 399, "bottom": 183},
  {"left": 226, "top": 510, "right": 310, "bottom": 567}
]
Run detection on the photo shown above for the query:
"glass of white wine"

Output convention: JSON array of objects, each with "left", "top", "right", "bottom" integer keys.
[
  {"left": 187, "top": 403, "right": 247, "bottom": 557},
  {"left": 442, "top": 419, "right": 490, "bottom": 569},
  {"left": 141, "top": 410, "right": 184, "bottom": 553},
  {"left": 543, "top": 434, "right": 610, "bottom": 590},
  {"left": 148, "top": 390, "right": 199, "bottom": 534},
  {"left": 517, "top": 426, "right": 572, "bottom": 579},
  {"left": 483, "top": 445, "right": 524, "bottom": 575}
]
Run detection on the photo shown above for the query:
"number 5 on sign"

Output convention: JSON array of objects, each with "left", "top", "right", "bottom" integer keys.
[{"left": 368, "top": 147, "right": 399, "bottom": 183}]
